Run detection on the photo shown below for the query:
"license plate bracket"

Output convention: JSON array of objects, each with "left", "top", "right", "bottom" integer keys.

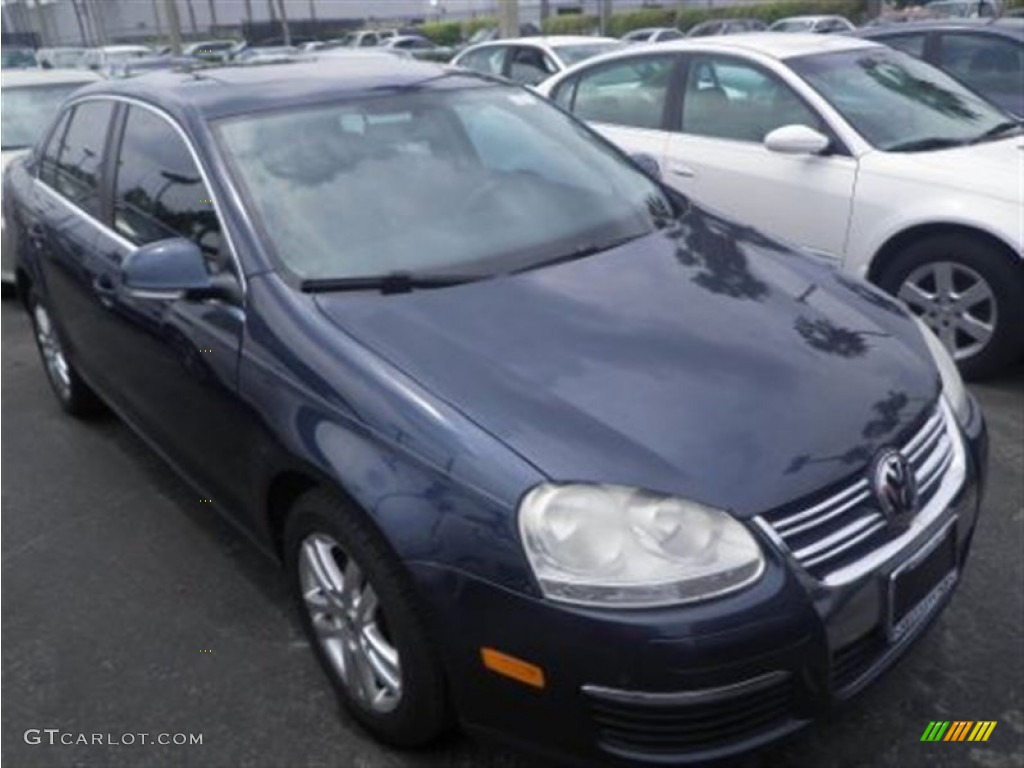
[{"left": 887, "top": 522, "right": 958, "bottom": 643}]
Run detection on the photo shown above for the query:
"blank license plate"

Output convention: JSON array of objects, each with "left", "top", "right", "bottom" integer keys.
[{"left": 888, "top": 524, "right": 957, "bottom": 642}]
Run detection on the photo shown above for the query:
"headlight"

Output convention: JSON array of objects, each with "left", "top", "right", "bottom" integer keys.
[
  {"left": 518, "top": 484, "right": 764, "bottom": 608},
  {"left": 912, "top": 316, "right": 970, "bottom": 424}
]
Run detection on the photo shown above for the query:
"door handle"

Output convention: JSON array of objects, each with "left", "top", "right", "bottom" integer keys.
[
  {"left": 92, "top": 274, "right": 116, "bottom": 308},
  {"left": 668, "top": 162, "right": 696, "bottom": 179}
]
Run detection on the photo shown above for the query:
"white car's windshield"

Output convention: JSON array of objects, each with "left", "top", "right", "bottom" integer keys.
[
  {"left": 215, "top": 83, "right": 673, "bottom": 282},
  {"left": 553, "top": 43, "right": 622, "bottom": 66},
  {"left": 790, "top": 48, "right": 1015, "bottom": 151},
  {"left": 771, "top": 19, "right": 814, "bottom": 32},
  {"left": 2, "top": 84, "right": 84, "bottom": 150}
]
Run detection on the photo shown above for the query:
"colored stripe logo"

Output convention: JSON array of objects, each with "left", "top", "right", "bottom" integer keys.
[{"left": 921, "top": 721, "right": 996, "bottom": 742}]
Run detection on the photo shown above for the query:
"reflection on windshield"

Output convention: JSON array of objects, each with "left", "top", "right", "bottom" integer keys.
[
  {"left": 216, "top": 84, "right": 671, "bottom": 281},
  {"left": 1, "top": 85, "right": 83, "bottom": 150},
  {"left": 790, "top": 48, "right": 1008, "bottom": 151}
]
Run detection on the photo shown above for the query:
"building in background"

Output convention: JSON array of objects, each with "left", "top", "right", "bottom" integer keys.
[{"left": 1, "top": 0, "right": 738, "bottom": 47}]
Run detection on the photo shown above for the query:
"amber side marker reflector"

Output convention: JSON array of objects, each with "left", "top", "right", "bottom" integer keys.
[{"left": 481, "top": 647, "right": 546, "bottom": 689}]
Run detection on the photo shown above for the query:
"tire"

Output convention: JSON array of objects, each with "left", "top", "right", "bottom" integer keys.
[
  {"left": 27, "top": 288, "right": 104, "bottom": 417},
  {"left": 878, "top": 233, "right": 1024, "bottom": 380},
  {"left": 284, "top": 487, "right": 452, "bottom": 747}
]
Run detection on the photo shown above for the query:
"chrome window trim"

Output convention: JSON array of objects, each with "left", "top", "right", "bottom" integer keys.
[
  {"left": 33, "top": 93, "right": 247, "bottom": 295},
  {"left": 582, "top": 670, "right": 790, "bottom": 706}
]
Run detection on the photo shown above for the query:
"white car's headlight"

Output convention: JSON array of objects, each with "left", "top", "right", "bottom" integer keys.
[
  {"left": 518, "top": 484, "right": 764, "bottom": 608},
  {"left": 912, "top": 316, "right": 970, "bottom": 424}
]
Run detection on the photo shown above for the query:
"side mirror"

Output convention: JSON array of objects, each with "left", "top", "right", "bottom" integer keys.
[
  {"left": 121, "top": 238, "right": 218, "bottom": 300},
  {"left": 764, "top": 124, "right": 831, "bottom": 155},
  {"left": 630, "top": 152, "right": 661, "bottom": 179}
]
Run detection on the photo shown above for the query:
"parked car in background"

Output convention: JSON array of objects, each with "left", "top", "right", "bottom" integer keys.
[
  {"left": 924, "top": 0, "right": 1000, "bottom": 18},
  {"left": 1, "top": 68, "right": 100, "bottom": 283},
  {"left": 2, "top": 57, "right": 987, "bottom": 768},
  {"left": 183, "top": 40, "right": 237, "bottom": 62},
  {"left": 540, "top": 34, "right": 1024, "bottom": 377},
  {"left": 37, "top": 47, "right": 88, "bottom": 69},
  {"left": 234, "top": 46, "right": 300, "bottom": 64},
  {"left": 381, "top": 35, "right": 454, "bottom": 61},
  {"left": 621, "top": 26, "right": 685, "bottom": 43},
  {"left": 452, "top": 36, "right": 622, "bottom": 86},
  {"left": 852, "top": 19, "right": 1024, "bottom": 117},
  {"left": 82, "top": 45, "right": 153, "bottom": 76},
  {"left": 769, "top": 15, "right": 857, "bottom": 33},
  {"left": 114, "top": 55, "right": 196, "bottom": 78},
  {"left": 1, "top": 47, "right": 40, "bottom": 69},
  {"left": 687, "top": 18, "right": 768, "bottom": 37}
]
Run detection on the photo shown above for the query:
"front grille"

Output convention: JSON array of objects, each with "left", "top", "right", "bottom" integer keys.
[
  {"left": 758, "top": 403, "right": 953, "bottom": 580},
  {"left": 584, "top": 673, "right": 795, "bottom": 755}
]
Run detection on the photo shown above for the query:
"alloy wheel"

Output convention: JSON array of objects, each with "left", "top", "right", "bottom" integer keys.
[
  {"left": 298, "top": 533, "right": 403, "bottom": 714},
  {"left": 898, "top": 260, "right": 996, "bottom": 361},
  {"left": 33, "top": 303, "right": 72, "bottom": 400}
]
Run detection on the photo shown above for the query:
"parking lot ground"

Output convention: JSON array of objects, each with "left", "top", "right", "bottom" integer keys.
[{"left": 2, "top": 296, "right": 1022, "bottom": 768}]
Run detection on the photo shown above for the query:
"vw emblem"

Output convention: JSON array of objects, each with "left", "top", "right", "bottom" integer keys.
[{"left": 872, "top": 449, "right": 917, "bottom": 525}]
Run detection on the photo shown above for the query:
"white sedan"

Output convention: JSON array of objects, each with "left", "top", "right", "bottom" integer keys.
[
  {"left": 538, "top": 34, "right": 1023, "bottom": 378},
  {"left": 451, "top": 36, "right": 622, "bottom": 86},
  {"left": 1, "top": 68, "right": 101, "bottom": 284}
]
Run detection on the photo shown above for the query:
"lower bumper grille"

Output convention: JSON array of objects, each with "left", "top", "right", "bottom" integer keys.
[
  {"left": 584, "top": 672, "right": 795, "bottom": 755},
  {"left": 832, "top": 630, "right": 888, "bottom": 692}
]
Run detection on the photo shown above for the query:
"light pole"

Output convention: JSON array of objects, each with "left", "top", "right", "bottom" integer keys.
[{"left": 163, "top": 0, "right": 183, "bottom": 55}]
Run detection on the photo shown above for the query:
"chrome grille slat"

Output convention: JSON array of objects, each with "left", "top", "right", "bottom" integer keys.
[
  {"left": 904, "top": 410, "right": 943, "bottom": 457},
  {"left": 793, "top": 514, "right": 885, "bottom": 561},
  {"left": 777, "top": 488, "right": 871, "bottom": 538},
  {"left": 801, "top": 519, "right": 888, "bottom": 569},
  {"left": 772, "top": 479, "right": 869, "bottom": 531},
  {"left": 918, "top": 447, "right": 954, "bottom": 495},
  {"left": 757, "top": 403, "right": 955, "bottom": 579}
]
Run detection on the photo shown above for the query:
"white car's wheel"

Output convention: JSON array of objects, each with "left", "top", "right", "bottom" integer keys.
[{"left": 879, "top": 233, "right": 1024, "bottom": 380}]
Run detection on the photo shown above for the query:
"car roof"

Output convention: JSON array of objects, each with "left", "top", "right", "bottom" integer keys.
[
  {"left": 1, "top": 68, "right": 102, "bottom": 87},
  {"left": 68, "top": 56, "right": 490, "bottom": 121},
  {"left": 648, "top": 32, "right": 877, "bottom": 59},
  {"left": 472, "top": 35, "right": 617, "bottom": 47},
  {"left": 772, "top": 15, "right": 842, "bottom": 23},
  {"left": 854, "top": 19, "right": 1024, "bottom": 39}
]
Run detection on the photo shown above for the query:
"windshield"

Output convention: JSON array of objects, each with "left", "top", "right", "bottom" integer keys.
[
  {"left": 553, "top": 43, "right": 622, "bottom": 66},
  {"left": 215, "top": 84, "right": 672, "bottom": 281},
  {"left": 2, "top": 84, "right": 83, "bottom": 150},
  {"left": 771, "top": 19, "right": 814, "bottom": 32},
  {"left": 789, "top": 48, "right": 1013, "bottom": 151}
]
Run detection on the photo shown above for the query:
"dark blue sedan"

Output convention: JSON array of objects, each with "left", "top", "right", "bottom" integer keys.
[{"left": 2, "top": 55, "right": 987, "bottom": 766}]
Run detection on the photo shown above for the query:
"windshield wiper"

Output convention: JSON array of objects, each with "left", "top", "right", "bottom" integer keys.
[
  {"left": 300, "top": 271, "right": 484, "bottom": 295},
  {"left": 512, "top": 232, "right": 647, "bottom": 275},
  {"left": 886, "top": 137, "right": 969, "bottom": 153},
  {"left": 969, "top": 120, "right": 1023, "bottom": 144}
]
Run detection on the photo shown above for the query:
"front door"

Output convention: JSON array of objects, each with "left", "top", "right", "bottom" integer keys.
[
  {"left": 663, "top": 53, "right": 858, "bottom": 261},
  {"left": 91, "top": 103, "right": 253, "bottom": 510}
]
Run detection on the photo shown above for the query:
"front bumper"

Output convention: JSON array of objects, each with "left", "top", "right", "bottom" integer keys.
[{"left": 409, "top": 398, "right": 987, "bottom": 767}]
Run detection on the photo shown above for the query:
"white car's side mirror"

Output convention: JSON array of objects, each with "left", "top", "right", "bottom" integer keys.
[{"left": 764, "top": 124, "right": 831, "bottom": 155}]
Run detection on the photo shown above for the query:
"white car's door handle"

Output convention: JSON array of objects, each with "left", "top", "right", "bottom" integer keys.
[{"left": 667, "top": 162, "right": 696, "bottom": 178}]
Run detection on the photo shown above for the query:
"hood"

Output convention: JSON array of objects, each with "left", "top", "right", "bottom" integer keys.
[
  {"left": 314, "top": 208, "right": 939, "bottom": 517},
  {"left": 867, "top": 135, "right": 1024, "bottom": 205}
]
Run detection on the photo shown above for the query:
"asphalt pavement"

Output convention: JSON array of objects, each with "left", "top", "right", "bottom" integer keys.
[{"left": 2, "top": 295, "right": 1022, "bottom": 768}]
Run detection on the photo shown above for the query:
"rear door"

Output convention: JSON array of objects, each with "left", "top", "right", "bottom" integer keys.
[
  {"left": 661, "top": 52, "right": 857, "bottom": 260},
  {"left": 33, "top": 99, "right": 118, "bottom": 388},
  {"left": 550, "top": 52, "right": 682, "bottom": 172}
]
